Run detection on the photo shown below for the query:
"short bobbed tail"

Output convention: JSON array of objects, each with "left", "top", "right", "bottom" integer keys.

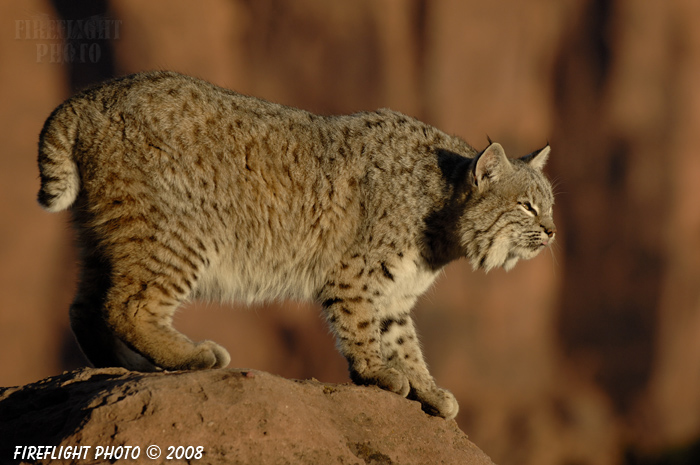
[{"left": 37, "top": 101, "right": 82, "bottom": 212}]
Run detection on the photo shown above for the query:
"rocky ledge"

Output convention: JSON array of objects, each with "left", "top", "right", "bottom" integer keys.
[{"left": 0, "top": 367, "right": 494, "bottom": 464}]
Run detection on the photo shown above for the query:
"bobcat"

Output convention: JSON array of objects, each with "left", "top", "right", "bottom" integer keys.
[{"left": 38, "top": 71, "right": 555, "bottom": 420}]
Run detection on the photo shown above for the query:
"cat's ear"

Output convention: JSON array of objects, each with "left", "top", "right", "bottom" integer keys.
[
  {"left": 520, "top": 144, "right": 550, "bottom": 171},
  {"left": 472, "top": 142, "right": 512, "bottom": 190}
]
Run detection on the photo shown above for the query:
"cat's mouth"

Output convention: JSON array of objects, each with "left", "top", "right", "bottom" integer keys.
[
  {"left": 540, "top": 234, "right": 555, "bottom": 247},
  {"left": 509, "top": 242, "right": 546, "bottom": 263},
  {"left": 503, "top": 243, "right": 542, "bottom": 270}
]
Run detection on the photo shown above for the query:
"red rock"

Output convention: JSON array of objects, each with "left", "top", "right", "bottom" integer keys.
[{"left": 0, "top": 368, "right": 495, "bottom": 465}]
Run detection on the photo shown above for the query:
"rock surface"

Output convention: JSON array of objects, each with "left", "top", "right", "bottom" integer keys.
[{"left": 0, "top": 368, "right": 494, "bottom": 465}]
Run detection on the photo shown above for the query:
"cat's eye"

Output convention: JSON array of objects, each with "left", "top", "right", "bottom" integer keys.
[{"left": 518, "top": 201, "right": 538, "bottom": 216}]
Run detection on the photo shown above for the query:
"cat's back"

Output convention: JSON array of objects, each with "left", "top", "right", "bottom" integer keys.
[
  {"left": 76, "top": 71, "right": 320, "bottom": 164},
  {"left": 44, "top": 71, "right": 369, "bottom": 302},
  {"left": 66, "top": 71, "right": 348, "bottom": 204}
]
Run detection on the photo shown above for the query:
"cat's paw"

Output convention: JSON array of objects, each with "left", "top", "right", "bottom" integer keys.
[
  {"left": 351, "top": 367, "right": 411, "bottom": 397},
  {"left": 187, "top": 340, "right": 231, "bottom": 370},
  {"left": 411, "top": 386, "right": 459, "bottom": 420}
]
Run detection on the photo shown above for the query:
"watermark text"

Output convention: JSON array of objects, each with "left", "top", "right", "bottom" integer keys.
[{"left": 15, "top": 14, "right": 122, "bottom": 64}]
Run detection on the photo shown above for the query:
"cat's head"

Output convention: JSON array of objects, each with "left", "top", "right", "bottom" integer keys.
[{"left": 463, "top": 142, "right": 555, "bottom": 271}]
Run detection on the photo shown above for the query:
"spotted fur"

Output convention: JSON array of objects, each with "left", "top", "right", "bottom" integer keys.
[{"left": 37, "top": 71, "right": 555, "bottom": 420}]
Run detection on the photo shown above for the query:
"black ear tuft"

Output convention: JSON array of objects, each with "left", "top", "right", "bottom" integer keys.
[{"left": 520, "top": 144, "right": 550, "bottom": 171}]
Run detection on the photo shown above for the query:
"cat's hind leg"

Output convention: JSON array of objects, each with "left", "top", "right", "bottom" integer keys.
[
  {"left": 101, "top": 267, "right": 231, "bottom": 371},
  {"left": 69, "top": 255, "right": 159, "bottom": 371},
  {"left": 71, "top": 235, "right": 230, "bottom": 372}
]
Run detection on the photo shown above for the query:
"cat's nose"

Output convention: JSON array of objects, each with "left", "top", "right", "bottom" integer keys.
[{"left": 543, "top": 225, "right": 556, "bottom": 238}]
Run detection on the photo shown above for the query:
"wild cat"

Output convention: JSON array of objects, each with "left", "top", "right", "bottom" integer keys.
[{"left": 37, "top": 71, "right": 555, "bottom": 420}]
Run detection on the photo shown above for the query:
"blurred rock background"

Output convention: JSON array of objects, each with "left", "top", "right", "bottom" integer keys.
[{"left": 1, "top": 1, "right": 699, "bottom": 464}]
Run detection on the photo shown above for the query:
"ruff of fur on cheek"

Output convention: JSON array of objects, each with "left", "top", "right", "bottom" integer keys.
[
  {"left": 502, "top": 254, "right": 520, "bottom": 271},
  {"left": 471, "top": 233, "right": 512, "bottom": 272}
]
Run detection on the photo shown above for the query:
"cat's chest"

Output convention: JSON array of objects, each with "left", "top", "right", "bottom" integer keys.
[{"left": 373, "top": 254, "right": 439, "bottom": 315}]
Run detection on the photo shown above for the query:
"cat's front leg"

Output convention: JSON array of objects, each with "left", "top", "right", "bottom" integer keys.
[
  {"left": 319, "top": 285, "right": 410, "bottom": 397},
  {"left": 380, "top": 312, "right": 459, "bottom": 420}
]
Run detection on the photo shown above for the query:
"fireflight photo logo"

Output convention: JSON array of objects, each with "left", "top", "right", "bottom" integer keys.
[{"left": 14, "top": 13, "right": 121, "bottom": 63}]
